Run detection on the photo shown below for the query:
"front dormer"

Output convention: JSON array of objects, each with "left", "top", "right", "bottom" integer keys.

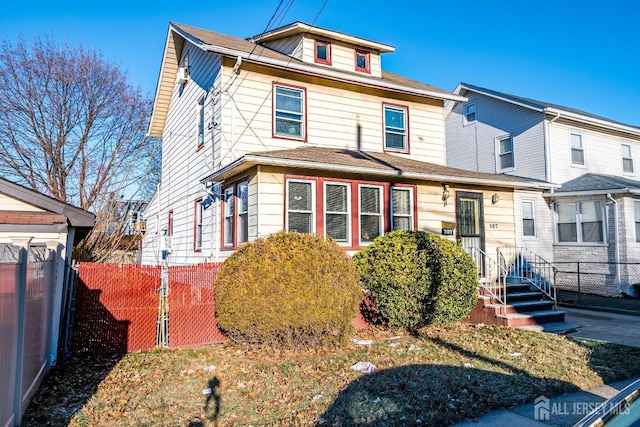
[{"left": 249, "top": 22, "right": 394, "bottom": 78}]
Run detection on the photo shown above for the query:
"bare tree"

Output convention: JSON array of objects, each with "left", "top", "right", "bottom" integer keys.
[{"left": 0, "top": 36, "right": 160, "bottom": 261}]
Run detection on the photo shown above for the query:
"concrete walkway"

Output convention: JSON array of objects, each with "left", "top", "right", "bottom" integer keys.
[{"left": 453, "top": 307, "right": 640, "bottom": 426}]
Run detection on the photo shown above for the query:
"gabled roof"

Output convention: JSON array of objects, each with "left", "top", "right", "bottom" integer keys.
[
  {"left": 0, "top": 177, "right": 95, "bottom": 228},
  {"left": 149, "top": 22, "right": 465, "bottom": 137},
  {"left": 201, "top": 145, "right": 553, "bottom": 190},
  {"left": 249, "top": 21, "right": 395, "bottom": 53},
  {"left": 454, "top": 83, "right": 640, "bottom": 136},
  {"left": 547, "top": 173, "right": 640, "bottom": 197}
]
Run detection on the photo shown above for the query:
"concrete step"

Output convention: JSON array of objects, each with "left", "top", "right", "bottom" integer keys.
[
  {"left": 497, "top": 310, "right": 567, "bottom": 327},
  {"left": 485, "top": 300, "right": 554, "bottom": 315},
  {"left": 517, "top": 321, "right": 579, "bottom": 334},
  {"left": 506, "top": 291, "right": 546, "bottom": 302}
]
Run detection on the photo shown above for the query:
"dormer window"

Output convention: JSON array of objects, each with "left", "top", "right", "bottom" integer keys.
[
  {"left": 355, "top": 50, "right": 370, "bottom": 73},
  {"left": 314, "top": 40, "right": 331, "bottom": 65}
]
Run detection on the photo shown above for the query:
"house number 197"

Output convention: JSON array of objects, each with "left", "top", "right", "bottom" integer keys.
[{"left": 489, "top": 223, "right": 498, "bottom": 229}]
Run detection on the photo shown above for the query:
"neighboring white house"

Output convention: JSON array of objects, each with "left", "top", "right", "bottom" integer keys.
[
  {"left": 140, "top": 23, "right": 552, "bottom": 266},
  {"left": 445, "top": 83, "right": 640, "bottom": 281}
]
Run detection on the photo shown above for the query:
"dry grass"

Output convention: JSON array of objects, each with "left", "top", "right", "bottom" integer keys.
[{"left": 24, "top": 323, "right": 640, "bottom": 426}]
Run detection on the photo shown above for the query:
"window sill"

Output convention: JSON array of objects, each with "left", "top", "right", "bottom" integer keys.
[
  {"left": 553, "top": 242, "right": 607, "bottom": 247},
  {"left": 570, "top": 163, "right": 587, "bottom": 169},
  {"left": 196, "top": 144, "right": 205, "bottom": 153},
  {"left": 273, "top": 134, "right": 307, "bottom": 143},
  {"left": 383, "top": 147, "right": 409, "bottom": 155},
  {"left": 498, "top": 167, "right": 515, "bottom": 174}
]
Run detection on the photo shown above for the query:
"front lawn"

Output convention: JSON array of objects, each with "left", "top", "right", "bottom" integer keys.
[{"left": 24, "top": 323, "right": 640, "bottom": 426}]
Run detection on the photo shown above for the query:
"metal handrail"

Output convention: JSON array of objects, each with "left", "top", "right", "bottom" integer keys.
[
  {"left": 497, "top": 247, "right": 557, "bottom": 308},
  {"left": 469, "top": 247, "right": 508, "bottom": 316}
]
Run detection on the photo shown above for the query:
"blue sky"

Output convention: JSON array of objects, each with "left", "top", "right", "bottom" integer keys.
[{"left": 2, "top": 0, "right": 639, "bottom": 126}]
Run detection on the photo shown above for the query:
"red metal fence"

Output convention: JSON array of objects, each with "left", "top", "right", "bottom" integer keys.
[{"left": 71, "top": 262, "right": 225, "bottom": 354}]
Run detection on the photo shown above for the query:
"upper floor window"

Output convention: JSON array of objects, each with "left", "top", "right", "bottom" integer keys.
[
  {"left": 463, "top": 102, "right": 476, "bottom": 124},
  {"left": 521, "top": 200, "right": 536, "bottom": 237},
  {"left": 197, "top": 97, "right": 205, "bottom": 149},
  {"left": 497, "top": 136, "right": 514, "bottom": 171},
  {"left": 355, "top": 50, "right": 370, "bottom": 73},
  {"left": 287, "top": 180, "right": 315, "bottom": 234},
  {"left": 314, "top": 40, "right": 331, "bottom": 65},
  {"left": 622, "top": 143, "right": 634, "bottom": 173},
  {"left": 384, "top": 104, "right": 409, "bottom": 153},
  {"left": 391, "top": 187, "right": 414, "bottom": 231},
  {"left": 274, "top": 84, "right": 306, "bottom": 140},
  {"left": 570, "top": 133, "right": 585, "bottom": 166},
  {"left": 556, "top": 200, "right": 604, "bottom": 243},
  {"left": 194, "top": 199, "right": 203, "bottom": 251}
]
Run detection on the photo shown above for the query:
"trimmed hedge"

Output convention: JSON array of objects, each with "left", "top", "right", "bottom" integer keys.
[
  {"left": 353, "top": 230, "right": 478, "bottom": 331},
  {"left": 215, "top": 231, "right": 362, "bottom": 347}
]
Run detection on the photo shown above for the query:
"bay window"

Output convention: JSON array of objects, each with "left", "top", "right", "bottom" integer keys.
[
  {"left": 325, "top": 182, "right": 350, "bottom": 243},
  {"left": 556, "top": 200, "right": 604, "bottom": 244},
  {"left": 392, "top": 187, "right": 413, "bottom": 231},
  {"left": 359, "top": 185, "right": 383, "bottom": 243},
  {"left": 287, "top": 180, "right": 314, "bottom": 234}
]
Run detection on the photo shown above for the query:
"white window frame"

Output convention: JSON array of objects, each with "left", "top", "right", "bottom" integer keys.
[
  {"left": 237, "top": 181, "right": 249, "bottom": 245},
  {"left": 463, "top": 101, "right": 476, "bottom": 125},
  {"left": 622, "top": 143, "right": 634, "bottom": 174},
  {"left": 391, "top": 187, "right": 414, "bottom": 231},
  {"left": 273, "top": 84, "right": 305, "bottom": 140},
  {"left": 223, "top": 187, "right": 234, "bottom": 247},
  {"left": 358, "top": 184, "right": 384, "bottom": 245},
  {"left": 195, "top": 199, "right": 203, "bottom": 251},
  {"left": 383, "top": 104, "right": 408, "bottom": 152},
  {"left": 555, "top": 200, "right": 606, "bottom": 244},
  {"left": 496, "top": 135, "right": 515, "bottom": 172},
  {"left": 197, "top": 96, "right": 205, "bottom": 148},
  {"left": 570, "top": 132, "right": 586, "bottom": 167},
  {"left": 634, "top": 200, "right": 640, "bottom": 243},
  {"left": 285, "top": 179, "right": 315, "bottom": 234},
  {"left": 521, "top": 199, "right": 536, "bottom": 238},
  {"left": 324, "top": 181, "right": 351, "bottom": 245}
]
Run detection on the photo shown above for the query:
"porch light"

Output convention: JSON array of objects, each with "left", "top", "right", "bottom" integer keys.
[
  {"left": 492, "top": 193, "right": 499, "bottom": 204},
  {"left": 442, "top": 184, "right": 449, "bottom": 206}
]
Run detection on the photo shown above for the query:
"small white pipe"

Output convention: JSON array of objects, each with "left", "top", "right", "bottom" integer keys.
[{"left": 607, "top": 193, "right": 621, "bottom": 291}]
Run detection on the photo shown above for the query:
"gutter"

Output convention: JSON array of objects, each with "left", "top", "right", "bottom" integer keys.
[
  {"left": 545, "top": 107, "right": 640, "bottom": 137},
  {"left": 543, "top": 188, "right": 639, "bottom": 198},
  {"left": 200, "top": 154, "right": 554, "bottom": 190}
]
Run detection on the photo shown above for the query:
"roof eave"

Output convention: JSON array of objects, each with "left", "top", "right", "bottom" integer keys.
[
  {"left": 545, "top": 107, "right": 640, "bottom": 137},
  {"left": 456, "top": 83, "right": 545, "bottom": 112},
  {"left": 543, "top": 188, "right": 640, "bottom": 198}
]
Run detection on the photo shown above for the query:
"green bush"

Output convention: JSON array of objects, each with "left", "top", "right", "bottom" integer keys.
[
  {"left": 215, "top": 231, "right": 362, "bottom": 347},
  {"left": 353, "top": 230, "right": 478, "bottom": 331}
]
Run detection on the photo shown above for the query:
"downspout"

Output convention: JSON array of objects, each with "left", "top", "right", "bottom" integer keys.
[
  {"left": 229, "top": 56, "right": 242, "bottom": 162},
  {"left": 607, "top": 193, "right": 621, "bottom": 292},
  {"left": 543, "top": 111, "right": 561, "bottom": 187}
]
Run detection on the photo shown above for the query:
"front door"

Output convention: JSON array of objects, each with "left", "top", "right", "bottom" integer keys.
[{"left": 457, "top": 192, "right": 485, "bottom": 274}]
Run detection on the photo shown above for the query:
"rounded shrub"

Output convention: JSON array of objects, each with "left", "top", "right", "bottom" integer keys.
[
  {"left": 215, "top": 230, "right": 362, "bottom": 347},
  {"left": 353, "top": 230, "right": 478, "bottom": 331}
]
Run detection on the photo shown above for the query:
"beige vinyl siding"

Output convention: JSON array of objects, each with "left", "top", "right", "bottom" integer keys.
[
  {"left": 154, "top": 45, "right": 223, "bottom": 265},
  {"left": 0, "top": 194, "right": 44, "bottom": 211},
  {"left": 217, "top": 64, "right": 446, "bottom": 168},
  {"left": 263, "top": 35, "right": 304, "bottom": 59},
  {"left": 255, "top": 166, "right": 285, "bottom": 238},
  {"left": 548, "top": 119, "right": 640, "bottom": 183}
]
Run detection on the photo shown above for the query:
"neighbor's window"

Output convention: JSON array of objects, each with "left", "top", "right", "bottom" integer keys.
[
  {"left": 223, "top": 187, "right": 234, "bottom": 246},
  {"left": 287, "top": 180, "right": 314, "bottom": 234},
  {"left": 237, "top": 181, "right": 249, "bottom": 244},
  {"left": 167, "top": 210, "right": 174, "bottom": 236},
  {"left": 274, "top": 84, "right": 305, "bottom": 139},
  {"left": 635, "top": 201, "right": 640, "bottom": 243},
  {"left": 325, "top": 182, "right": 350, "bottom": 244},
  {"left": 556, "top": 200, "right": 604, "bottom": 243},
  {"left": 522, "top": 200, "right": 536, "bottom": 237},
  {"left": 359, "top": 185, "right": 383, "bottom": 243},
  {"left": 464, "top": 102, "right": 476, "bottom": 124},
  {"left": 391, "top": 187, "right": 413, "bottom": 231},
  {"left": 355, "top": 50, "right": 370, "bottom": 73},
  {"left": 571, "top": 133, "right": 585, "bottom": 165},
  {"left": 384, "top": 104, "right": 408, "bottom": 152},
  {"left": 194, "top": 199, "right": 203, "bottom": 251},
  {"left": 498, "top": 136, "right": 514, "bottom": 171},
  {"left": 314, "top": 40, "right": 331, "bottom": 65},
  {"left": 622, "top": 143, "right": 634, "bottom": 173},
  {"left": 197, "top": 97, "right": 205, "bottom": 148}
]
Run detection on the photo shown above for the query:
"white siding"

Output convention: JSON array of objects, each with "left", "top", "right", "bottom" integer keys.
[
  {"left": 446, "top": 92, "right": 547, "bottom": 181},
  {"left": 513, "top": 190, "right": 554, "bottom": 262}
]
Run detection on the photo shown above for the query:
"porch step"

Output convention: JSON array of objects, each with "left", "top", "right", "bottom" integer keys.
[
  {"left": 517, "top": 321, "right": 579, "bottom": 334},
  {"left": 506, "top": 291, "right": 546, "bottom": 302},
  {"left": 497, "top": 310, "right": 567, "bottom": 328},
  {"left": 485, "top": 300, "right": 554, "bottom": 315}
]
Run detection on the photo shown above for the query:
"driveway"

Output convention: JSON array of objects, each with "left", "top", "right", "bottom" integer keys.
[{"left": 562, "top": 306, "right": 640, "bottom": 348}]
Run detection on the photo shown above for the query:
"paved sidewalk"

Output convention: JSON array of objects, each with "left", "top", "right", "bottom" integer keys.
[{"left": 454, "top": 307, "right": 640, "bottom": 426}]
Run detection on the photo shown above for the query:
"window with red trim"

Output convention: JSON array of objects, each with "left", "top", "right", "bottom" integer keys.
[
  {"left": 384, "top": 104, "right": 409, "bottom": 152},
  {"left": 194, "top": 199, "right": 203, "bottom": 251},
  {"left": 273, "top": 83, "right": 306, "bottom": 140},
  {"left": 314, "top": 40, "right": 331, "bottom": 65},
  {"left": 355, "top": 50, "right": 370, "bottom": 73},
  {"left": 222, "top": 181, "right": 249, "bottom": 248}
]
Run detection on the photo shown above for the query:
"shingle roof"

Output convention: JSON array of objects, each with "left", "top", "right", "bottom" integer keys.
[
  {"left": 215, "top": 146, "right": 551, "bottom": 189},
  {"left": 556, "top": 173, "right": 640, "bottom": 193},
  {"left": 460, "top": 82, "right": 640, "bottom": 130}
]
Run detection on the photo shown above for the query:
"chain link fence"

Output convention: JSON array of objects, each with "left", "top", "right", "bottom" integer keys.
[{"left": 554, "top": 261, "right": 640, "bottom": 313}]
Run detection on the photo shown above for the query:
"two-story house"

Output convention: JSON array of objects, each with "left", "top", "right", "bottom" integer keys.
[
  {"left": 140, "top": 23, "right": 552, "bottom": 272},
  {"left": 446, "top": 83, "right": 640, "bottom": 295}
]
